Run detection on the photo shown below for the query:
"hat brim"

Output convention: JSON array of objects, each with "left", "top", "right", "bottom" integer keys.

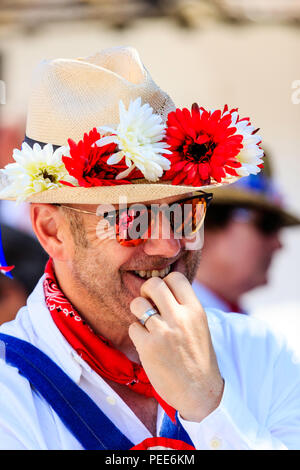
[
  {"left": 2, "top": 178, "right": 239, "bottom": 205},
  {"left": 210, "top": 187, "right": 300, "bottom": 227}
]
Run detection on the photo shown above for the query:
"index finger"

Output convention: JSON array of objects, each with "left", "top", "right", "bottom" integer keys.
[
  {"left": 163, "top": 271, "right": 204, "bottom": 308},
  {"left": 140, "top": 276, "right": 179, "bottom": 319}
]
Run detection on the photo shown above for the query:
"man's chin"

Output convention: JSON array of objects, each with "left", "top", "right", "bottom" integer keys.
[
  {"left": 246, "top": 273, "right": 269, "bottom": 292},
  {"left": 122, "top": 270, "right": 148, "bottom": 299}
]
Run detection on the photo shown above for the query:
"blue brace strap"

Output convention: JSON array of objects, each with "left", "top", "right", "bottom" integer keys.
[
  {"left": 0, "top": 333, "right": 133, "bottom": 450},
  {"left": 0, "top": 333, "right": 194, "bottom": 450}
]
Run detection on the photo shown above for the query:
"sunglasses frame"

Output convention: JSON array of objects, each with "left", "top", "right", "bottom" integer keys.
[{"left": 55, "top": 191, "right": 213, "bottom": 246}]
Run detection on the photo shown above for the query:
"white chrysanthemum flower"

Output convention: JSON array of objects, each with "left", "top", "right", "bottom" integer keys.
[
  {"left": 0, "top": 142, "right": 75, "bottom": 203},
  {"left": 96, "top": 97, "right": 171, "bottom": 181},
  {"left": 230, "top": 112, "right": 264, "bottom": 177}
]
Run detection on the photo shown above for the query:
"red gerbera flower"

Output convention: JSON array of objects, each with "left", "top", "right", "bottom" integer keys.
[
  {"left": 61, "top": 128, "right": 133, "bottom": 187},
  {"left": 163, "top": 104, "right": 244, "bottom": 186}
]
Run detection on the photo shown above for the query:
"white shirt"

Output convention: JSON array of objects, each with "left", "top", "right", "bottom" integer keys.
[{"left": 0, "top": 277, "right": 300, "bottom": 450}]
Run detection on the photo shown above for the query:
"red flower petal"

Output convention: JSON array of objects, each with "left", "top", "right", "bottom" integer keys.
[
  {"left": 211, "top": 166, "right": 226, "bottom": 182},
  {"left": 63, "top": 128, "right": 132, "bottom": 187},
  {"left": 224, "top": 166, "right": 239, "bottom": 176},
  {"left": 59, "top": 180, "right": 76, "bottom": 187},
  {"left": 164, "top": 104, "right": 254, "bottom": 188},
  {"left": 172, "top": 170, "right": 187, "bottom": 185},
  {"left": 198, "top": 163, "right": 210, "bottom": 180}
]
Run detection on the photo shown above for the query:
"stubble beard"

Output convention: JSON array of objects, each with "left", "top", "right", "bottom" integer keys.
[{"left": 71, "top": 245, "right": 202, "bottom": 333}]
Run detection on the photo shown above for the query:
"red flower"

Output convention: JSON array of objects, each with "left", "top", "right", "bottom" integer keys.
[
  {"left": 163, "top": 104, "right": 244, "bottom": 186},
  {"left": 61, "top": 128, "right": 133, "bottom": 187}
]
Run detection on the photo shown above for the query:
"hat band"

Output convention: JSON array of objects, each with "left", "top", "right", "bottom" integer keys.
[{"left": 24, "top": 135, "right": 60, "bottom": 151}]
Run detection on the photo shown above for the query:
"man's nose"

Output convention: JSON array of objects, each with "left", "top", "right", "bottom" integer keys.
[
  {"left": 142, "top": 212, "right": 181, "bottom": 258},
  {"left": 267, "top": 231, "right": 283, "bottom": 252}
]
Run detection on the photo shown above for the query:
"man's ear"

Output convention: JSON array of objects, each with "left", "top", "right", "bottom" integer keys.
[{"left": 30, "top": 204, "right": 71, "bottom": 261}]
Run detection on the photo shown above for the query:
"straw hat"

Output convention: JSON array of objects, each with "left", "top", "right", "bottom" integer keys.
[{"left": 0, "top": 46, "right": 264, "bottom": 205}]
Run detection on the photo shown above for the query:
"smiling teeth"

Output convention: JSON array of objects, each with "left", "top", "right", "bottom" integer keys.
[{"left": 134, "top": 265, "right": 172, "bottom": 278}]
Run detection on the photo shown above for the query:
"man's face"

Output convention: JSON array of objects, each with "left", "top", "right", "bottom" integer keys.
[
  {"left": 64, "top": 194, "right": 202, "bottom": 328},
  {"left": 203, "top": 208, "right": 283, "bottom": 293}
]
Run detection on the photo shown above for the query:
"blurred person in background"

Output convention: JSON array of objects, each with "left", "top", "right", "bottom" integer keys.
[
  {"left": 0, "top": 200, "right": 34, "bottom": 235},
  {"left": 0, "top": 223, "right": 48, "bottom": 324},
  {"left": 193, "top": 156, "right": 300, "bottom": 314}
]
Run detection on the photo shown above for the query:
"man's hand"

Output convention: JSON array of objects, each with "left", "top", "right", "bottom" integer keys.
[{"left": 128, "top": 271, "right": 224, "bottom": 423}]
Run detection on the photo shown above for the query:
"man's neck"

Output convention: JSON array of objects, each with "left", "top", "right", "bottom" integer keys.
[{"left": 195, "top": 271, "right": 241, "bottom": 308}]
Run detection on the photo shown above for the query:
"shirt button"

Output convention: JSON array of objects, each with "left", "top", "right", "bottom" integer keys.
[
  {"left": 106, "top": 395, "right": 116, "bottom": 406},
  {"left": 210, "top": 437, "right": 222, "bottom": 449}
]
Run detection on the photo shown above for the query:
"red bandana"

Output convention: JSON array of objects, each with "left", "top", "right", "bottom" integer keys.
[{"left": 43, "top": 258, "right": 176, "bottom": 422}]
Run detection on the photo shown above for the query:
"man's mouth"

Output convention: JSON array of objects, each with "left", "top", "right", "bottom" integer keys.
[
  {"left": 120, "top": 251, "right": 197, "bottom": 300},
  {"left": 133, "top": 264, "right": 173, "bottom": 279},
  {"left": 121, "top": 258, "right": 184, "bottom": 298}
]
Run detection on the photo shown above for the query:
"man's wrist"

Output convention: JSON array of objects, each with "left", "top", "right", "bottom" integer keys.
[{"left": 178, "top": 378, "right": 225, "bottom": 423}]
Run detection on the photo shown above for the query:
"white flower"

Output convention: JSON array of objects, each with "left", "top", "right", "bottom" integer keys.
[
  {"left": 0, "top": 142, "right": 75, "bottom": 203},
  {"left": 230, "top": 111, "right": 264, "bottom": 177},
  {"left": 96, "top": 97, "right": 171, "bottom": 181}
]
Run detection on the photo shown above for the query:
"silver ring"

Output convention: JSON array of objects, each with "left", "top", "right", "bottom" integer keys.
[{"left": 139, "top": 308, "right": 159, "bottom": 326}]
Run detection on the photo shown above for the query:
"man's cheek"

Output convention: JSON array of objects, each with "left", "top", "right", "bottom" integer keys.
[
  {"left": 182, "top": 251, "right": 201, "bottom": 283},
  {"left": 87, "top": 226, "right": 117, "bottom": 253},
  {"left": 95, "top": 218, "right": 117, "bottom": 243}
]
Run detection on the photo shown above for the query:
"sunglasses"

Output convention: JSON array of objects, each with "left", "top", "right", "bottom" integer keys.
[
  {"left": 57, "top": 191, "right": 213, "bottom": 247},
  {"left": 231, "top": 208, "right": 283, "bottom": 236},
  {"left": 253, "top": 211, "right": 283, "bottom": 236}
]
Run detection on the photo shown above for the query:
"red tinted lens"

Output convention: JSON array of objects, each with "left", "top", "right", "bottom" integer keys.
[
  {"left": 115, "top": 196, "right": 208, "bottom": 246},
  {"left": 173, "top": 197, "right": 207, "bottom": 237},
  {"left": 116, "top": 207, "right": 152, "bottom": 247}
]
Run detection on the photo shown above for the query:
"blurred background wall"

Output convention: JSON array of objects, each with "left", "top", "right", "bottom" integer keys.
[{"left": 0, "top": 0, "right": 299, "bottom": 346}]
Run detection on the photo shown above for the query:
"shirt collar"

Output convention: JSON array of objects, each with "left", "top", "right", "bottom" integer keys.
[{"left": 192, "top": 281, "right": 231, "bottom": 312}]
